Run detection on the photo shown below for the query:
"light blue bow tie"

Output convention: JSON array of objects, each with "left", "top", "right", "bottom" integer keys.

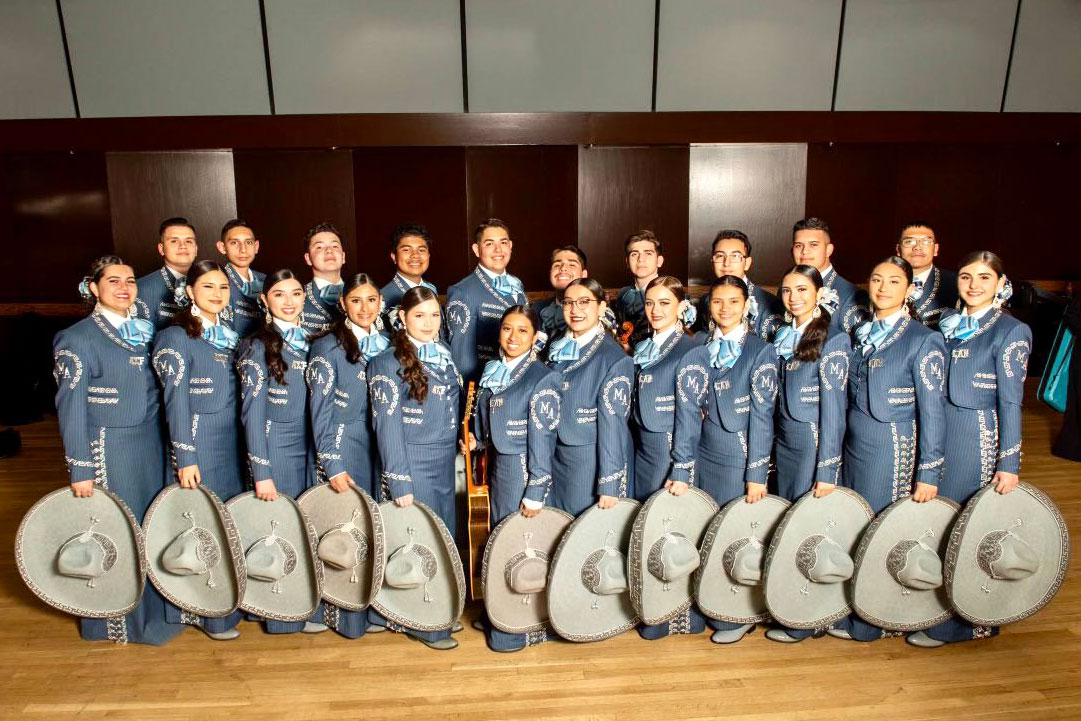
[
  {"left": 173, "top": 281, "right": 190, "bottom": 307},
  {"left": 203, "top": 324, "right": 239, "bottom": 351},
  {"left": 416, "top": 341, "right": 451, "bottom": 371},
  {"left": 548, "top": 336, "right": 580, "bottom": 363},
  {"left": 480, "top": 360, "right": 513, "bottom": 392},
  {"left": 118, "top": 317, "right": 155, "bottom": 347},
  {"left": 281, "top": 325, "right": 310, "bottom": 354},
  {"left": 319, "top": 282, "right": 344, "bottom": 304},
  {"left": 855, "top": 319, "right": 892, "bottom": 354},
  {"left": 633, "top": 337, "right": 661, "bottom": 367},
  {"left": 773, "top": 325, "right": 802, "bottom": 360},
  {"left": 491, "top": 273, "right": 524, "bottom": 298},
  {"left": 240, "top": 276, "right": 263, "bottom": 297},
  {"left": 940, "top": 313, "right": 979, "bottom": 341},
  {"left": 912, "top": 278, "right": 925, "bottom": 294},
  {"left": 707, "top": 338, "right": 741, "bottom": 369},
  {"left": 357, "top": 332, "right": 389, "bottom": 360},
  {"left": 420, "top": 280, "right": 437, "bottom": 293},
  {"left": 621, "top": 287, "right": 645, "bottom": 318}
]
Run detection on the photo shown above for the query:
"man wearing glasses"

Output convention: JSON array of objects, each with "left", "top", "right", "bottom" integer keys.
[
  {"left": 217, "top": 218, "right": 264, "bottom": 337},
  {"left": 896, "top": 222, "right": 958, "bottom": 327},
  {"left": 136, "top": 217, "right": 199, "bottom": 330},
  {"left": 694, "top": 229, "right": 784, "bottom": 340}
]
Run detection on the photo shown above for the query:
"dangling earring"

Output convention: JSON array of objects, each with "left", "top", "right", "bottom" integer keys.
[
  {"left": 901, "top": 303, "right": 911, "bottom": 317},
  {"left": 784, "top": 310, "right": 793, "bottom": 323},
  {"left": 265, "top": 310, "right": 272, "bottom": 324},
  {"left": 811, "top": 305, "right": 821, "bottom": 320}
]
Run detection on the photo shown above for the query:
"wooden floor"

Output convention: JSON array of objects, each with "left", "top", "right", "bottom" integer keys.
[{"left": 2, "top": 385, "right": 1080, "bottom": 721}]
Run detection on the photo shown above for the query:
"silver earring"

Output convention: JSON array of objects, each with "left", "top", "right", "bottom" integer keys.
[{"left": 784, "top": 310, "right": 793, "bottom": 323}]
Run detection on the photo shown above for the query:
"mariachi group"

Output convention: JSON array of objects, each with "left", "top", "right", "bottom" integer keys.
[{"left": 15, "top": 215, "right": 1069, "bottom": 654}]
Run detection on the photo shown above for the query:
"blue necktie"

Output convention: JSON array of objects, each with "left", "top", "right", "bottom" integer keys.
[
  {"left": 203, "top": 324, "right": 239, "bottom": 351},
  {"left": 622, "top": 288, "right": 644, "bottom": 318},
  {"left": 746, "top": 295, "right": 759, "bottom": 327},
  {"left": 417, "top": 341, "right": 451, "bottom": 371},
  {"left": 708, "top": 338, "right": 741, "bottom": 369},
  {"left": 940, "top": 313, "right": 979, "bottom": 341},
  {"left": 319, "top": 282, "right": 344, "bottom": 304},
  {"left": 633, "top": 337, "right": 661, "bottom": 367},
  {"left": 773, "top": 325, "right": 802, "bottom": 360},
  {"left": 240, "top": 275, "right": 263, "bottom": 297},
  {"left": 480, "top": 359, "right": 513, "bottom": 392},
  {"left": 491, "top": 273, "right": 524, "bottom": 299},
  {"left": 539, "top": 302, "right": 564, "bottom": 335},
  {"left": 282, "top": 326, "right": 310, "bottom": 354},
  {"left": 356, "top": 333, "right": 390, "bottom": 360},
  {"left": 548, "top": 336, "right": 580, "bottom": 363},
  {"left": 173, "top": 279, "right": 189, "bottom": 307},
  {"left": 855, "top": 319, "right": 892, "bottom": 354},
  {"left": 912, "top": 278, "right": 925, "bottom": 295},
  {"left": 118, "top": 318, "right": 155, "bottom": 347}
]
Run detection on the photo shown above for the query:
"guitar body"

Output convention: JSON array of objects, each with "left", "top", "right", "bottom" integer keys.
[{"left": 462, "top": 382, "right": 491, "bottom": 600}]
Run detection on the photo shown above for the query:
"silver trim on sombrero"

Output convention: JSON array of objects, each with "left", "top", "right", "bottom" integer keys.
[
  {"left": 945, "top": 482, "right": 1070, "bottom": 627},
  {"left": 15, "top": 486, "right": 146, "bottom": 619},
  {"left": 371, "top": 500, "right": 465, "bottom": 632},
  {"left": 851, "top": 496, "right": 959, "bottom": 631},
  {"left": 142, "top": 484, "right": 246, "bottom": 618}
]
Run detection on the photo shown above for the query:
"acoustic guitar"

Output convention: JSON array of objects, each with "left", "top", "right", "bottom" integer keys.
[{"left": 462, "top": 381, "right": 490, "bottom": 600}]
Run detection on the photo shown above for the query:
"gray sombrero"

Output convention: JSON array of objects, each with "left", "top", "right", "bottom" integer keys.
[
  {"left": 482, "top": 508, "right": 574, "bottom": 634},
  {"left": 547, "top": 499, "right": 640, "bottom": 642},
  {"left": 630, "top": 487, "right": 719, "bottom": 626},
  {"left": 297, "top": 483, "right": 384, "bottom": 612},
  {"left": 945, "top": 482, "right": 1070, "bottom": 627},
  {"left": 371, "top": 501, "right": 465, "bottom": 632},
  {"left": 143, "top": 484, "right": 245, "bottom": 617},
  {"left": 226, "top": 492, "right": 323, "bottom": 622},
  {"left": 763, "top": 487, "right": 874, "bottom": 629},
  {"left": 16, "top": 486, "right": 145, "bottom": 618},
  {"left": 852, "top": 496, "right": 960, "bottom": 631},
  {"left": 695, "top": 495, "right": 791, "bottom": 624}
]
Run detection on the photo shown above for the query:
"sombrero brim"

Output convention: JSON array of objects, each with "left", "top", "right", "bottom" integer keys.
[{"left": 297, "top": 483, "right": 384, "bottom": 612}]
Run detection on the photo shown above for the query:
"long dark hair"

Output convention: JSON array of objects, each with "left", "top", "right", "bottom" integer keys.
[
  {"left": 780, "top": 265, "right": 831, "bottom": 362},
  {"left": 325, "top": 273, "right": 382, "bottom": 364},
  {"left": 173, "top": 260, "right": 227, "bottom": 339},
  {"left": 871, "top": 255, "right": 920, "bottom": 321},
  {"left": 249, "top": 269, "right": 303, "bottom": 384},
  {"left": 645, "top": 275, "right": 693, "bottom": 335},
  {"left": 392, "top": 286, "right": 440, "bottom": 403},
  {"left": 563, "top": 278, "right": 617, "bottom": 338}
]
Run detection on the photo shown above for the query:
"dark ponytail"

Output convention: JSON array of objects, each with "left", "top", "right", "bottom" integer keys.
[
  {"left": 781, "top": 265, "right": 831, "bottom": 362},
  {"left": 249, "top": 269, "right": 301, "bottom": 384},
  {"left": 173, "top": 260, "right": 227, "bottom": 340},
  {"left": 391, "top": 286, "right": 439, "bottom": 403},
  {"left": 326, "top": 273, "right": 381, "bottom": 364}
]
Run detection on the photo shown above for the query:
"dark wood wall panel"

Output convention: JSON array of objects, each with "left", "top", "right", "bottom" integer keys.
[
  {"left": 106, "top": 152, "right": 237, "bottom": 275},
  {"left": 806, "top": 143, "right": 1081, "bottom": 282},
  {"left": 0, "top": 153, "right": 113, "bottom": 303},
  {"left": 577, "top": 146, "right": 690, "bottom": 290},
  {"left": 233, "top": 150, "right": 356, "bottom": 277},
  {"left": 352, "top": 147, "right": 468, "bottom": 291},
  {"left": 465, "top": 146, "right": 578, "bottom": 292}
]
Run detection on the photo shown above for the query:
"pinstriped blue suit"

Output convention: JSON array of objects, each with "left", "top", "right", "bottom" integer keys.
[
  {"left": 135, "top": 266, "right": 186, "bottom": 331},
  {"left": 53, "top": 312, "right": 182, "bottom": 645},
  {"left": 300, "top": 281, "right": 342, "bottom": 336},
  {"left": 446, "top": 267, "right": 527, "bottom": 382},
  {"left": 911, "top": 266, "right": 959, "bottom": 327},
  {"left": 823, "top": 268, "right": 872, "bottom": 334},
  {"left": 224, "top": 265, "right": 266, "bottom": 338}
]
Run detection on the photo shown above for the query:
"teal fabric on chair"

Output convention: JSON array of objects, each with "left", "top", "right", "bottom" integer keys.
[{"left": 1039, "top": 317, "right": 1073, "bottom": 413}]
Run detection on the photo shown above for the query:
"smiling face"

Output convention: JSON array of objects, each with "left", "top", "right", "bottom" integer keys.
[
  {"left": 957, "top": 261, "right": 1005, "bottom": 314},
  {"left": 187, "top": 269, "right": 230, "bottom": 319},
  {"left": 216, "top": 226, "right": 259, "bottom": 271},
  {"left": 341, "top": 282, "right": 382, "bottom": 331},
  {"left": 391, "top": 235, "right": 430, "bottom": 283},
  {"left": 549, "top": 249, "right": 586, "bottom": 290},
  {"left": 709, "top": 284, "right": 747, "bottom": 335},
  {"left": 562, "top": 284, "right": 605, "bottom": 336},
  {"left": 792, "top": 229, "right": 832, "bottom": 272},
  {"left": 897, "top": 226, "right": 938, "bottom": 275},
  {"left": 626, "top": 240, "right": 663, "bottom": 283},
  {"left": 473, "top": 226, "right": 512, "bottom": 274},
  {"left": 262, "top": 278, "right": 305, "bottom": 324},
  {"left": 779, "top": 272, "right": 820, "bottom": 326},
  {"left": 644, "top": 284, "right": 680, "bottom": 333},
  {"left": 499, "top": 312, "right": 537, "bottom": 360},
  {"left": 158, "top": 224, "right": 197, "bottom": 272},
  {"left": 304, "top": 232, "right": 345, "bottom": 276},
  {"left": 868, "top": 262, "right": 913, "bottom": 317},
  {"left": 401, "top": 297, "right": 442, "bottom": 342},
  {"left": 711, "top": 238, "right": 752, "bottom": 279},
  {"left": 91, "top": 264, "right": 138, "bottom": 315}
]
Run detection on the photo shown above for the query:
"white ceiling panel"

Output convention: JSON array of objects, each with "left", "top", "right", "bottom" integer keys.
[
  {"left": 1005, "top": 0, "right": 1081, "bottom": 112},
  {"left": 265, "top": 0, "right": 463, "bottom": 114},
  {"left": 61, "top": 0, "right": 270, "bottom": 118},
  {"left": 657, "top": 0, "right": 842, "bottom": 111},
  {"left": 0, "top": 1, "right": 75, "bottom": 119}
]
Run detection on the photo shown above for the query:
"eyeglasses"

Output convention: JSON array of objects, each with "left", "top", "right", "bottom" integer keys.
[
  {"left": 712, "top": 252, "right": 745, "bottom": 263},
  {"left": 561, "top": 297, "right": 599, "bottom": 310},
  {"left": 900, "top": 236, "right": 936, "bottom": 249}
]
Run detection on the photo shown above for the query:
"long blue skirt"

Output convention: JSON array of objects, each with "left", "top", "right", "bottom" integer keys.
[
  {"left": 695, "top": 448, "right": 748, "bottom": 634},
  {"left": 632, "top": 423, "right": 671, "bottom": 500},
  {"left": 551, "top": 442, "right": 599, "bottom": 517}
]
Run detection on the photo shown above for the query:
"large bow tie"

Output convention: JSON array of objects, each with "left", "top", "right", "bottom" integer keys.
[
  {"left": 633, "top": 337, "right": 662, "bottom": 368},
  {"left": 356, "top": 332, "right": 389, "bottom": 360},
  {"left": 419, "top": 279, "right": 437, "bottom": 293},
  {"left": 855, "top": 319, "right": 893, "bottom": 354},
  {"left": 281, "top": 325, "right": 310, "bottom": 354},
  {"left": 707, "top": 338, "right": 741, "bottom": 369},
  {"left": 202, "top": 324, "right": 239, "bottom": 351},
  {"left": 940, "top": 313, "right": 979, "bottom": 341},
  {"left": 318, "top": 282, "right": 344, "bottom": 304},
  {"left": 773, "top": 325, "right": 802, "bottom": 360},
  {"left": 416, "top": 341, "right": 451, "bottom": 371},
  {"left": 745, "top": 295, "right": 759, "bottom": 327},
  {"left": 912, "top": 277, "right": 926, "bottom": 294},
  {"left": 548, "top": 335, "right": 581, "bottom": 363},
  {"left": 118, "top": 317, "right": 155, "bottom": 347},
  {"left": 621, "top": 288, "right": 645, "bottom": 317},
  {"left": 480, "top": 359, "right": 513, "bottom": 392},
  {"left": 240, "top": 276, "right": 263, "bottom": 297},
  {"left": 173, "top": 280, "right": 190, "bottom": 308},
  {"left": 491, "top": 273, "right": 524, "bottom": 299}
]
